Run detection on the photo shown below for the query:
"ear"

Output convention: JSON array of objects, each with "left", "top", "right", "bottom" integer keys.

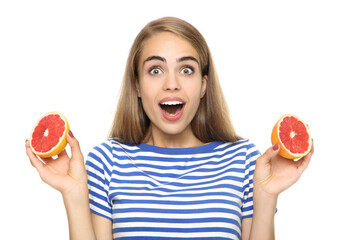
[{"left": 201, "top": 75, "right": 208, "bottom": 98}]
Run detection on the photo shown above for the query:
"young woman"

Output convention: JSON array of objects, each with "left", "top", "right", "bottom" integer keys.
[{"left": 26, "top": 17, "right": 314, "bottom": 240}]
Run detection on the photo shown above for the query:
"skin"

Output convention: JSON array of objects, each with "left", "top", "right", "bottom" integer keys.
[
  {"left": 25, "top": 32, "right": 314, "bottom": 240},
  {"left": 137, "top": 32, "right": 207, "bottom": 148}
]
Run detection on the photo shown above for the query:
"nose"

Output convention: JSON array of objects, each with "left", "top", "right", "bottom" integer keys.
[{"left": 163, "top": 73, "right": 181, "bottom": 91}]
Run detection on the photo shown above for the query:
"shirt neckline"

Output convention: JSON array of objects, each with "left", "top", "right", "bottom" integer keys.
[{"left": 136, "top": 141, "right": 223, "bottom": 155}]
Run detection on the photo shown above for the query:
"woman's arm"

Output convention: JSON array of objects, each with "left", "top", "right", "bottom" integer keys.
[
  {"left": 241, "top": 191, "right": 276, "bottom": 240},
  {"left": 26, "top": 132, "right": 111, "bottom": 240},
  {"left": 63, "top": 185, "right": 96, "bottom": 240},
  {"left": 91, "top": 213, "right": 113, "bottom": 240},
  {"left": 242, "top": 142, "right": 314, "bottom": 240},
  {"left": 248, "top": 189, "right": 277, "bottom": 240},
  {"left": 63, "top": 187, "right": 113, "bottom": 240}
]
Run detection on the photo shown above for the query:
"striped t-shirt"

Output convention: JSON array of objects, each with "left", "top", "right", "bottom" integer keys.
[{"left": 86, "top": 138, "right": 260, "bottom": 240}]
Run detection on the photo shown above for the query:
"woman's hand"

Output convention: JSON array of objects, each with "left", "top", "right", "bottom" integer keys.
[
  {"left": 25, "top": 131, "right": 88, "bottom": 196},
  {"left": 253, "top": 140, "right": 314, "bottom": 198},
  {"left": 27, "top": 132, "right": 98, "bottom": 239}
]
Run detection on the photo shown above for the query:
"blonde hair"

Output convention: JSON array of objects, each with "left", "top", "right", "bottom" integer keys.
[{"left": 109, "top": 17, "right": 240, "bottom": 144}]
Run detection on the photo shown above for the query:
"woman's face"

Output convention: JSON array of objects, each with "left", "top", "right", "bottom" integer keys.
[{"left": 137, "top": 32, "right": 207, "bottom": 139}]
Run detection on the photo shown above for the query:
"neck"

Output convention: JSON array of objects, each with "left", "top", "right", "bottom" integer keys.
[{"left": 143, "top": 124, "right": 205, "bottom": 148}]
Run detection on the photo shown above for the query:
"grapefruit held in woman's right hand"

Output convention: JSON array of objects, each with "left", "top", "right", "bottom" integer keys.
[{"left": 271, "top": 114, "right": 312, "bottom": 159}]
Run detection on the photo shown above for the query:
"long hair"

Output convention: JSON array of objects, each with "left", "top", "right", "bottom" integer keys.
[{"left": 109, "top": 17, "right": 240, "bottom": 144}]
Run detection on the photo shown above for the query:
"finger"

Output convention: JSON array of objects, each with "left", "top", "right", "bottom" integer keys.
[
  {"left": 58, "top": 149, "right": 69, "bottom": 158},
  {"left": 297, "top": 140, "right": 314, "bottom": 173},
  {"left": 310, "top": 139, "right": 315, "bottom": 154},
  {"left": 40, "top": 157, "right": 55, "bottom": 164},
  {"left": 66, "top": 130, "right": 83, "bottom": 160},
  {"left": 297, "top": 152, "right": 312, "bottom": 174},
  {"left": 41, "top": 149, "right": 69, "bottom": 163},
  {"left": 25, "top": 140, "right": 45, "bottom": 171}
]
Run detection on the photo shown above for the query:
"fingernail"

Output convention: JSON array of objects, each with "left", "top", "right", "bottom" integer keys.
[
  {"left": 273, "top": 144, "right": 279, "bottom": 151},
  {"left": 69, "top": 130, "right": 74, "bottom": 138}
]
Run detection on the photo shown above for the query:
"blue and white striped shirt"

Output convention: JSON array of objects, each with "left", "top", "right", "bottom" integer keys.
[{"left": 86, "top": 138, "right": 259, "bottom": 240}]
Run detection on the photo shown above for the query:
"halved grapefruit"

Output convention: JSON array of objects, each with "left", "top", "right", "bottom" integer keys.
[
  {"left": 271, "top": 114, "right": 312, "bottom": 159},
  {"left": 30, "top": 112, "right": 69, "bottom": 158}
]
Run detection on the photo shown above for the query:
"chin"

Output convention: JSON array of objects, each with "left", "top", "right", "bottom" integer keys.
[
  {"left": 153, "top": 120, "right": 192, "bottom": 137},
  {"left": 161, "top": 125, "right": 188, "bottom": 136}
]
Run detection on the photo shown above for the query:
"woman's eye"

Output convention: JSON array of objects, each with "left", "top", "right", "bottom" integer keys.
[
  {"left": 180, "top": 66, "right": 194, "bottom": 75},
  {"left": 149, "top": 67, "right": 163, "bottom": 75}
]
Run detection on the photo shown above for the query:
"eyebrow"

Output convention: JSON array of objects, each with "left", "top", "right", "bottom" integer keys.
[
  {"left": 177, "top": 56, "right": 199, "bottom": 65},
  {"left": 142, "top": 55, "right": 199, "bottom": 66},
  {"left": 143, "top": 56, "right": 166, "bottom": 66}
]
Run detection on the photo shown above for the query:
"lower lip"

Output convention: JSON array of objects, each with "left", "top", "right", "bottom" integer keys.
[{"left": 160, "top": 105, "right": 185, "bottom": 121}]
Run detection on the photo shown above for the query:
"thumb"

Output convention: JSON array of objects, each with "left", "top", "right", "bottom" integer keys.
[
  {"left": 66, "top": 130, "right": 83, "bottom": 160},
  {"left": 257, "top": 144, "right": 280, "bottom": 165}
]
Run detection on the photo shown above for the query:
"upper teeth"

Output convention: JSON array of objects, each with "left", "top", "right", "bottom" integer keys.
[{"left": 160, "top": 101, "right": 183, "bottom": 105}]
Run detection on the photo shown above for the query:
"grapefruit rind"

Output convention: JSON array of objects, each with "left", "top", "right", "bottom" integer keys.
[
  {"left": 30, "top": 112, "right": 69, "bottom": 158},
  {"left": 271, "top": 114, "right": 312, "bottom": 160}
]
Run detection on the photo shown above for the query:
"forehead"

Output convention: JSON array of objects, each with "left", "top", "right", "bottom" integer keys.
[{"left": 140, "top": 32, "right": 200, "bottom": 62}]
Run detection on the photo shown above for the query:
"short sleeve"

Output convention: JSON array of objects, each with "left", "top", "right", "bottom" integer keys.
[
  {"left": 241, "top": 141, "right": 261, "bottom": 219},
  {"left": 85, "top": 140, "right": 114, "bottom": 220}
]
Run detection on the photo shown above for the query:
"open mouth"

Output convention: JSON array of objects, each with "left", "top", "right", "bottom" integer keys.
[{"left": 159, "top": 101, "right": 185, "bottom": 116}]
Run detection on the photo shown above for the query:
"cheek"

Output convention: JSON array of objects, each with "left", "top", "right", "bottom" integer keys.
[
  {"left": 138, "top": 77, "right": 155, "bottom": 99},
  {"left": 139, "top": 84, "right": 158, "bottom": 117},
  {"left": 140, "top": 89, "right": 154, "bottom": 108},
  {"left": 184, "top": 81, "right": 204, "bottom": 100}
]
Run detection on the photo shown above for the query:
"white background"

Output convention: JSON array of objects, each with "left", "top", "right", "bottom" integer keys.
[{"left": 1, "top": 0, "right": 359, "bottom": 239}]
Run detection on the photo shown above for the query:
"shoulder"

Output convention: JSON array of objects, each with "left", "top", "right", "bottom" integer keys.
[
  {"left": 215, "top": 138, "right": 260, "bottom": 153},
  {"left": 215, "top": 138, "right": 261, "bottom": 165},
  {"left": 86, "top": 138, "right": 136, "bottom": 175},
  {"left": 86, "top": 138, "right": 140, "bottom": 164},
  {"left": 86, "top": 138, "right": 119, "bottom": 168}
]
